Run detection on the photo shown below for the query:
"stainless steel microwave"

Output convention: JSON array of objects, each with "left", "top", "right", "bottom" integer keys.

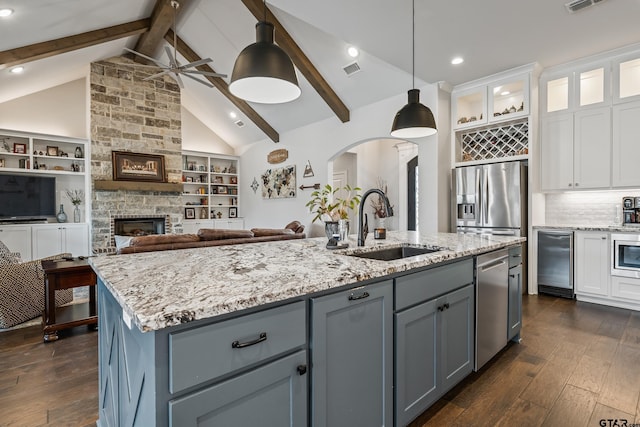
[{"left": 611, "top": 233, "right": 640, "bottom": 278}]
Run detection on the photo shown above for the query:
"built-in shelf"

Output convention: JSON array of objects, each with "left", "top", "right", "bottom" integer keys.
[{"left": 94, "top": 180, "right": 183, "bottom": 193}]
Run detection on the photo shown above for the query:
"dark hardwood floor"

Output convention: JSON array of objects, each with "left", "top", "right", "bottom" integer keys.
[{"left": 1, "top": 295, "right": 639, "bottom": 426}]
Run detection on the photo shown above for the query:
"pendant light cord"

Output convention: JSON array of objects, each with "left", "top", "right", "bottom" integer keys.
[{"left": 412, "top": 0, "right": 415, "bottom": 90}]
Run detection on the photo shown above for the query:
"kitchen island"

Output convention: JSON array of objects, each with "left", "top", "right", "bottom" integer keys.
[{"left": 90, "top": 231, "right": 524, "bottom": 427}]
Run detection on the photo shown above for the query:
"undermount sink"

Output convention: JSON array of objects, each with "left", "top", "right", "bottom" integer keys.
[{"left": 346, "top": 245, "right": 443, "bottom": 261}]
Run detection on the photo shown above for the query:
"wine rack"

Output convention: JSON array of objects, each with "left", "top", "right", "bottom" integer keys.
[{"left": 457, "top": 119, "right": 528, "bottom": 163}]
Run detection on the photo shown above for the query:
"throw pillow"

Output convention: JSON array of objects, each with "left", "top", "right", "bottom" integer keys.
[
  {"left": 129, "top": 234, "right": 200, "bottom": 247},
  {"left": 251, "top": 228, "right": 295, "bottom": 237},
  {"left": 197, "top": 229, "right": 254, "bottom": 241}
]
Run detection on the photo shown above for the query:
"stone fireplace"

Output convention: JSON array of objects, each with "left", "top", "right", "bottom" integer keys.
[
  {"left": 90, "top": 56, "right": 184, "bottom": 254},
  {"left": 112, "top": 215, "right": 168, "bottom": 237}
]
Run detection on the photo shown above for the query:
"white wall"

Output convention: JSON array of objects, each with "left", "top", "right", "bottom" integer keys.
[
  {"left": 239, "top": 83, "right": 441, "bottom": 236},
  {"left": 0, "top": 79, "right": 87, "bottom": 138},
  {"left": 181, "top": 107, "right": 235, "bottom": 155}
]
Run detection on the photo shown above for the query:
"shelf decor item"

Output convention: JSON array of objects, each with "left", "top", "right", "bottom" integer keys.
[
  {"left": 46, "top": 146, "right": 58, "bottom": 156},
  {"left": 112, "top": 151, "right": 166, "bottom": 183},
  {"left": 13, "top": 143, "right": 26, "bottom": 154},
  {"left": 65, "top": 189, "right": 84, "bottom": 223},
  {"left": 184, "top": 207, "right": 196, "bottom": 220},
  {"left": 56, "top": 204, "right": 67, "bottom": 223},
  {"left": 229, "top": 207, "right": 237, "bottom": 218}
]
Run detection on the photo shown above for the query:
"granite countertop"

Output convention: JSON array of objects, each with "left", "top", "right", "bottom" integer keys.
[
  {"left": 89, "top": 231, "right": 525, "bottom": 332},
  {"left": 533, "top": 224, "right": 640, "bottom": 232}
]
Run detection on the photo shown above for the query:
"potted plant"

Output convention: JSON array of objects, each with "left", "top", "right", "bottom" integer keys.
[{"left": 306, "top": 184, "right": 361, "bottom": 239}]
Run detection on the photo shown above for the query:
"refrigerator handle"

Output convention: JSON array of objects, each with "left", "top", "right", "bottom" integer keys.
[
  {"left": 476, "top": 168, "right": 482, "bottom": 225},
  {"left": 483, "top": 167, "right": 489, "bottom": 224}
]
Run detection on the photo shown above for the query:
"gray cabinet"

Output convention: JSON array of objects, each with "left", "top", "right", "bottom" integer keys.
[
  {"left": 394, "top": 260, "right": 474, "bottom": 427},
  {"left": 508, "top": 245, "right": 523, "bottom": 341},
  {"left": 169, "top": 350, "right": 307, "bottom": 427},
  {"left": 310, "top": 280, "right": 393, "bottom": 427}
]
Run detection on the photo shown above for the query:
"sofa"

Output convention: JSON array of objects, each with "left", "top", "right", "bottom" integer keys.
[{"left": 117, "top": 221, "right": 305, "bottom": 254}]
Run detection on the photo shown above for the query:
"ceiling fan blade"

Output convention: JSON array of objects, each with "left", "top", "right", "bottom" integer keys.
[
  {"left": 180, "top": 58, "right": 213, "bottom": 69},
  {"left": 173, "top": 73, "right": 185, "bottom": 88},
  {"left": 123, "top": 48, "right": 169, "bottom": 68},
  {"left": 181, "top": 72, "right": 215, "bottom": 88},
  {"left": 184, "top": 70, "right": 228, "bottom": 78},
  {"left": 164, "top": 46, "right": 178, "bottom": 68}
]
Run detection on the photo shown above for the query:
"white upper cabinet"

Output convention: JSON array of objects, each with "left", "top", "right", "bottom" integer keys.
[
  {"left": 612, "top": 101, "right": 640, "bottom": 187},
  {"left": 452, "top": 86, "right": 487, "bottom": 130},
  {"left": 613, "top": 53, "right": 640, "bottom": 104},
  {"left": 542, "top": 74, "right": 572, "bottom": 114},
  {"left": 488, "top": 75, "right": 529, "bottom": 123}
]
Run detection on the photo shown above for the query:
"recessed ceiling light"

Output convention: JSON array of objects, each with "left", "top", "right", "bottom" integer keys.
[
  {"left": 229, "top": 112, "right": 237, "bottom": 119},
  {"left": 10, "top": 66, "right": 24, "bottom": 74},
  {"left": 451, "top": 57, "right": 464, "bottom": 65},
  {"left": 347, "top": 46, "right": 359, "bottom": 58},
  {"left": 501, "top": 91, "right": 510, "bottom": 96},
  {"left": 0, "top": 8, "right": 13, "bottom": 17}
]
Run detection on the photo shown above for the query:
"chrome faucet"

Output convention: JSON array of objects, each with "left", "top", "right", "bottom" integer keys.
[{"left": 358, "top": 188, "right": 393, "bottom": 246}]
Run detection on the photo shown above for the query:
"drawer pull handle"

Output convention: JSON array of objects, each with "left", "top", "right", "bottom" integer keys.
[
  {"left": 348, "top": 291, "right": 370, "bottom": 301},
  {"left": 232, "top": 332, "right": 267, "bottom": 349},
  {"left": 297, "top": 365, "right": 307, "bottom": 376},
  {"left": 437, "top": 303, "right": 450, "bottom": 312}
]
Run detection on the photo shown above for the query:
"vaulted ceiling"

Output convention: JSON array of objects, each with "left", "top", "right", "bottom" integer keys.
[{"left": 1, "top": 0, "right": 639, "bottom": 150}]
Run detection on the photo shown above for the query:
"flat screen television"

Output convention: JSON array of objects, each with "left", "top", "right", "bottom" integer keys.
[{"left": 0, "top": 174, "right": 56, "bottom": 221}]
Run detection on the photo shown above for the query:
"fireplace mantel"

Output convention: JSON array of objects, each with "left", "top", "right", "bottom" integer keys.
[{"left": 94, "top": 180, "right": 183, "bottom": 193}]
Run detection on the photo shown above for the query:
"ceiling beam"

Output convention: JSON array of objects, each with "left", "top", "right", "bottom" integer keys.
[
  {"left": 0, "top": 19, "right": 150, "bottom": 70},
  {"left": 241, "top": 0, "right": 350, "bottom": 123},
  {"left": 134, "top": 0, "right": 192, "bottom": 58},
  {"left": 166, "top": 30, "right": 280, "bottom": 143}
]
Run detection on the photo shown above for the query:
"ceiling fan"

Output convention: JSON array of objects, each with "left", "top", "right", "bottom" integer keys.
[{"left": 124, "top": 0, "right": 226, "bottom": 88}]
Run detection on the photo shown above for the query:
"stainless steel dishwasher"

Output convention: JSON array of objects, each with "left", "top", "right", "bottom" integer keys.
[
  {"left": 475, "top": 249, "right": 509, "bottom": 370},
  {"left": 537, "top": 230, "right": 574, "bottom": 299}
]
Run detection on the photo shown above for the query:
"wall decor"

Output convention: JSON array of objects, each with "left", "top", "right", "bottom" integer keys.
[
  {"left": 261, "top": 164, "right": 296, "bottom": 199},
  {"left": 251, "top": 177, "right": 259, "bottom": 193},
  {"left": 267, "top": 149, "right": 288, "bottom": 164},
  {"left": 229, "top": 207, "right": 237, "bottom": 218},
  {"left": 112, "top": 151, "right": 166, "bottom": 182},
  {"left": 184, "top": 207, "right": 196, "bottom": 219},
  {"left": 303, "top": 160, "right": 314, "bottom": 177}
]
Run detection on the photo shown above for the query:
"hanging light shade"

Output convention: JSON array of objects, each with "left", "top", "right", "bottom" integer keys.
[
  {"left": 229, "top": 22, "right": 301, "bottom": 104},
  {"left": 391, "top": 0, "right": 437, "bottom": 138},
  {"left": 391, "top": 89, "right": 437, "bottom": 138}
]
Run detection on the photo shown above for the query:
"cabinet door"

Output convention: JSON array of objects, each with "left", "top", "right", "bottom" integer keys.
[
  {"left": 508, "top": 265, "right": 522, "bottom": 341},
  {"left": 575, "top": 232, "right": 609, "bottom": 296},
  {"left": 613, "top": 53, "right": 640, "bottom": 104},
  {"left": 573, "top": 107, "right": 611, "bottom": 189},
  {"left": 0, "top": 225, "right": 32, "bottom": 261},
  {"left": 61, "top": 224, "right": 89, "bottom": 256},
  {"left": 31, "top": 225, "right": 63, "bottom": 259},
  {"left": 452, "top": 86, "right": 487, "bottom": 130},
  {"left": 311, "top": 280, "right": 393, "bottom": 427},
  {"left": 439, "top": 284, "right": 474, "bottom": 394},
  {"left": 214, "top": 219, "right": 244, "bottom": 230},
  {"left": 612, "top": 101, "right": 640, "bottom": 187},
  {"left": 395, "top": 298, "right": 438, "bottom": 426},
  {"left": 182, "top": 220, "right": 213, "bottom": 235},
  {"left": 169, "top": 350, "right": 307, "bottom": 427},
  {"left": 540, "top": 113, "right": 574, "bottom": 191}
]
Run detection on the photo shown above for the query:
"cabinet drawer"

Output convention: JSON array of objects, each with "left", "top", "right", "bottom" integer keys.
[
  {"left": 611, "top": 276, "right": 640, "bottom": 302},
  {"left": 169, "top": 301, "right": 306, "bottom": 393},
  {"left": 508, "top": 244, "right": 522, "bottom": 268},
  {"left": 395, "top": 259, "right": 473, "bottom": 311}
]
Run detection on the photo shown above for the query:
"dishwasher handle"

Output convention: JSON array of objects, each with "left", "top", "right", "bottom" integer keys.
[{"left": 477, "top": 254, "right": 509, "bottom": 271}]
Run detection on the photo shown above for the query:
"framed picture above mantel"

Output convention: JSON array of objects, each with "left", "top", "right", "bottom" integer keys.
[{"left": 112, "top": 151, "right": 166, "bottom": 183}]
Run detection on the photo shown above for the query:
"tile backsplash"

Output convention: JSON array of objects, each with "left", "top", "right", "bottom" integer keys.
[{"left": 545, "top": 190, "right": 640, "bottom": 225}]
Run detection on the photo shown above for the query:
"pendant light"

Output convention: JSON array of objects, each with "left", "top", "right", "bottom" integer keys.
[
  {"left": 229, "top": 1, "right": 301, "bottom": 104},
  {"left": 390, "top": 0, "right": 437, "bottom": 138}
]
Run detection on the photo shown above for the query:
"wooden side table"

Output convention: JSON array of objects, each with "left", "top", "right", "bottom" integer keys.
[{"left": 42, "top": 258, "right": 97, "bottom": 342}]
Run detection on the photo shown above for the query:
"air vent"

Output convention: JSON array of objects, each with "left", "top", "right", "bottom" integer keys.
[
  {"left": 565, "top": 0, "right": 607, "bottom": 13},
  {"left": 343, "top": 62, "right": 361, "bottom": 77},
  {"left": 234, "top": 120, "right": 245, "bottom": 128}
]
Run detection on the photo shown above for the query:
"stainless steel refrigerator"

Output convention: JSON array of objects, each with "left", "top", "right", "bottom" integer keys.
[
  {"left": 453, "top": 161, "right": 528, "bottom": 237},
  {"left": 453, "top": 161, "right": 528, "bottom": 291}
]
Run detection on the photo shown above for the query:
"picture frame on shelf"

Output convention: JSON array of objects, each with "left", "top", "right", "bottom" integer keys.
[
  {"left": 213, "top": 176, "right": 224, "bottom": 184},
  {"left": 0, "top": 158, "right": 4, "bottom": 167},
  {"left": 229, "top": 207, "right": 237, "bottom": 218},
  {"left": 46, "top": 146, "right": 58, "bottom": 156},
  {"left": 217, "top": 186, "right": 227, "bottom": 194},
  {"left": 185, "top": 176, "right": 193, "bottom": 182},
  {"left": 184, "top": 207, "right": 196, "bottom": 219},
  {"left": 112, "top": 151, "right": 166, "bottom": 182},
  {"left": 13, "top": 143, "right": 27, "bottom": 154},
  {"left": 230, "top": 176, "right": 238, "bottom": 184}
]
